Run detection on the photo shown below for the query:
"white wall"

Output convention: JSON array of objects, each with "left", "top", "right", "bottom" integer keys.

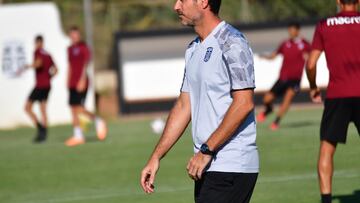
[
  {"left": 0, "top": 3, "right": 95, "bottom": 129},
  {"left": 122, "top": 54, "right": 329, "bottom": 102}
]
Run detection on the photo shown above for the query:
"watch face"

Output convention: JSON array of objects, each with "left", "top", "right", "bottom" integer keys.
[{"left": 200, "top": 144, "right": 208, "bottom": 153}]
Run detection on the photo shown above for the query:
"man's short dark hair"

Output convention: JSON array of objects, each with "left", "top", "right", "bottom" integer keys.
[
  {"left": 340, "top": 0, "right": 358, "bottom": 4},
  {"left": 208, "top": 0, "right": 222, "bottom": 15},
  {"left": 288, "top": 21, "right": 301, "bottom": 30},
  {"left": 69, "top": 25, "right": 80, "bottom": 32},
  {"left": 35, "top": 35, "right": 43, "bottom": 42}
]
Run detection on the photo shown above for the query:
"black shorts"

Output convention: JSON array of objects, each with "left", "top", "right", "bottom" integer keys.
[
  {"left": 195, "top": 172, "right": 258, "bottom": 203},
  {"left": 28, "top": 88, "right": 50, "bottom": 102},
  {"left": 270, "top": 79, "right": 301, "bottom": 97},
  {"left": 320, "top": 97, "right": 360, "bottom": 144},
  {"left": 69, "top": 89, "right": 87, "bottom": 106}
]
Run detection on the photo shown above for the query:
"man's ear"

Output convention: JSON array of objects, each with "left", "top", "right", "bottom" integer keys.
[{"left": 200, "top": 0, "right": 210, "bottom": 10}]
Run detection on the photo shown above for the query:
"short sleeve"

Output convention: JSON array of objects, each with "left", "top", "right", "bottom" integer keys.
[
  {"left": 180, "top": 68, "right": 189, "bottom": 93},
  {"left": 312, "top": 23, "right": 324, "bottom": 51},
  {"left": 82, "top": 45, "right": 91, "bottom": 63},
  {"left": 34, "top": 50, "right": 41, "bottom": 61},
  {"left": 49, "top": 56, "right": 55, "bottom": 67},
  {"left": 223, "top": 39, "right": 256, "bottom": 90}
]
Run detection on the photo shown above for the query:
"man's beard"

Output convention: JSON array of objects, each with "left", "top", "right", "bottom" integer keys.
[{"left": 177, "top": 13, "right": 196, "bottom": 27}]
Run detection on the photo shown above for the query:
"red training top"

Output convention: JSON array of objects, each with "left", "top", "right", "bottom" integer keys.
[
  {"left": 277, "top": 38, "right": 311, "bottom": 81},
  {"left": 68, "top": 42, "right": 91, "bottom": 89},
  {"left": 312, "top": 11, "right": 360, "bottom": 99},
  {"left": 34, "top": 48, "right": 55, "bottom": 89}
]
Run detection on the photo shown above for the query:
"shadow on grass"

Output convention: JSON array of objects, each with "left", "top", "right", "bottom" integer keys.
[
  {"left": 51, "top": 134, "right": 100, "bottom": 144},
  {"left": 86, "top": 136, "right": 101, "bottom": 143},
  {"left": 281, "top": 121, "right": 317, "bottom": 128},
  {"left": 333, "top": 190, "right": 360, "bottom": 203}
]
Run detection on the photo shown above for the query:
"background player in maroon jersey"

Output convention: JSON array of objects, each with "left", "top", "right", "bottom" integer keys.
[
  {"left": 306, "top": 1, "right": 360, "bottom": 203},
  {"left": 65, "top": 26, "right": 107, "bottom": 147},
  {"left": 24, "top": 35, "right": 57, "bottom": 143},
  {"left": 257, "top": 22, "right": 311, "bottom": 130}
]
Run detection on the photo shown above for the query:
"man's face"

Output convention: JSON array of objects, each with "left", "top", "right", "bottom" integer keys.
[
  {"left": 69, "top": 30, "right": 81, "bottom": 44},
  {"left": 174, "top": 0, "right": 202, "bottom": 26},
  {"left": 288, "top": 26, "right": 300, "bottom": 39},
  {"left": 35, "top": 40, "right": 43, "bottom": 49},
  {"left": 336, "top": 0, "right": 360, "bottom": 10}
]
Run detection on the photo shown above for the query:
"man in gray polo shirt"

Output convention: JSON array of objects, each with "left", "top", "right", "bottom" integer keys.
[{"left": 140, "top": 0, "right": 258, "bottom": 202}]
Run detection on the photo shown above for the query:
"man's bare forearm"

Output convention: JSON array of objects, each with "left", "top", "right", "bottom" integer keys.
[
  {"left": 28, "top": 58, "right": 42, "bottom": 69},
  {"left": 206, "top": 90, "right": 254, "bottom": 151},
  {"left": 260, "top": 51, "right": 277, "bottom": 60},
  {"left": 306, "top": 65, "right": 317, "bottom": 89},
  {"left": 150, "top": 93, "right": 191, "bottom": 160},
  {"left": 306, "top": 50, "right": 322, "bottom": 89},
  {"left": 79, "top": 63, "right": 88, "bottom": 81}
]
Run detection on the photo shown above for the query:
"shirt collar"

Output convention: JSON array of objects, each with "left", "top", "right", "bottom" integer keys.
[
  {"left": 200, "top": 21, "right": 226, "bottom": 46},
  {"left": 290, "top": 37, "right": 302, "bottom": 43},
  {"left": 337, "top": 11, "right": 360, "bottom": 16}
]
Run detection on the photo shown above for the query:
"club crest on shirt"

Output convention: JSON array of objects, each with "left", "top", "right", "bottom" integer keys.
[
  {"left": 204, "top": 47, "right": 213, "bottom": 62},
  {"left": 297, "top": 42, "right": 304, "bottom": 50}
]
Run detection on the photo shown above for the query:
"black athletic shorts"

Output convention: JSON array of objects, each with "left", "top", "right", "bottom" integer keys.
[
  {"left": 28, "top": 88, "right": 50, "bottom": 102},
  {"left": 69, "top": 89, "right": 87, "bottom": 106},
  {"left": 270, "top": 79, "right": 301, "bottom": 97},
  {"left": 195, "top": 172, "right": 258, "bottom": 203},
  {"left": 320, "top": 97, "right": 360, "bottom": 144}
]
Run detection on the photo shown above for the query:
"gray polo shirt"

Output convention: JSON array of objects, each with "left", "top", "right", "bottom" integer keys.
[{"left": 181, "top": 21, "right": 259, "bottom": 173}]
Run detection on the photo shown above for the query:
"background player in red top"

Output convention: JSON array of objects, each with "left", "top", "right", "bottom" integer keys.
[
  {"left": 65, "top": 26, "right": 107, "bottom": 147},
  {"left": 306, "top": 1, "right": 360, "bottom": 203},
  {"left": 24, "top": 35, "right": 58, "bottom": 143},
  {"left": 257, "top": 22, "right": 311, "bottom": 130}
]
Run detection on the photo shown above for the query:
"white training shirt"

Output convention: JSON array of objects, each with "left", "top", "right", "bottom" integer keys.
[{"left": 181, "top": 21, "right": 259, "bottom": 173}]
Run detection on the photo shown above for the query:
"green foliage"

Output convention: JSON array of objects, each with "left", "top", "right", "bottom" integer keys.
[
  {"left": 1, "top": 0, "right": 339, "bottom": 70},
  {"left": 220, "top": 0, "right": 337, "bottom": 23}
]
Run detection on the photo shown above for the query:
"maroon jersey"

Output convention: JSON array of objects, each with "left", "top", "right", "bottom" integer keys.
[
  {"left": 312, "top": 11, "right": 360, "bottom": 98},
  {"left": 34, "top": 48, "right": 55, "bottom": 88},
  {"left": 277, "top": 38, "right": 311, "bottom": 81},
  {"left": 68, "top": 42, "right": 91, "bottom": 89}
]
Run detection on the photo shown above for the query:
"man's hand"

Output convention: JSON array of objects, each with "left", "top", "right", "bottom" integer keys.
[
  {"left": 259, "top": 51, "right": 277, "bottom": 60},
  {"left": 76, "top": 78, "right": 87, "bottom": 92},
  {"left": 49, "top": 66, "right": 58, "bottom": 78},
  {"left": 310, "top": 88, "right": 322, "bottom": 103},
  {"left": 16, "top": 65, "right": 29, "bottom": 76},
  {"left": 187, "top": 152, "right": 212, "bottom": 181},
  {"left": 140, "top": 158, "right": 160, "bottom": 194}
]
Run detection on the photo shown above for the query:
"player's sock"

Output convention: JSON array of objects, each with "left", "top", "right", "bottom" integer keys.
[
  {"left": 95, "top": 117, "right": 102, "bottom": 128},
  {"left": 264, "top": 104, "right": 273, "bottom": 116},
  {"left": 34, "top": 122, "right": 47, "bottom": 143},
  {"left": 95, "top": 117, "right": 107, "bottom": 141},
  {"left": 36, "top": 122, "right": 42, "bottom": 129},
  {"left": 74, "top": 126, "right": 84, "bottom": 140},
  {"left": 321, "top": 194, "right": 332, "bottom": 203},
  {"left": 274, "top": 116, "right": 281, "bottom": 125}
]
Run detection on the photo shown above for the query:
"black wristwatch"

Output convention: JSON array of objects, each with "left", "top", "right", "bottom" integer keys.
[{"left": 200, "top": 144, "right": 215, "bottom": 156}]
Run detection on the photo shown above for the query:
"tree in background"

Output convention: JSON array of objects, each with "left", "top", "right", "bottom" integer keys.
[{"left": 2, "top": 0, "right": 337, "bottom": 70}]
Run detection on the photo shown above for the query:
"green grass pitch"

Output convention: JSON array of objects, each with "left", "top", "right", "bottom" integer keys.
[{"left": 0, "top": 107, "right": 359, "bottom": 203}]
